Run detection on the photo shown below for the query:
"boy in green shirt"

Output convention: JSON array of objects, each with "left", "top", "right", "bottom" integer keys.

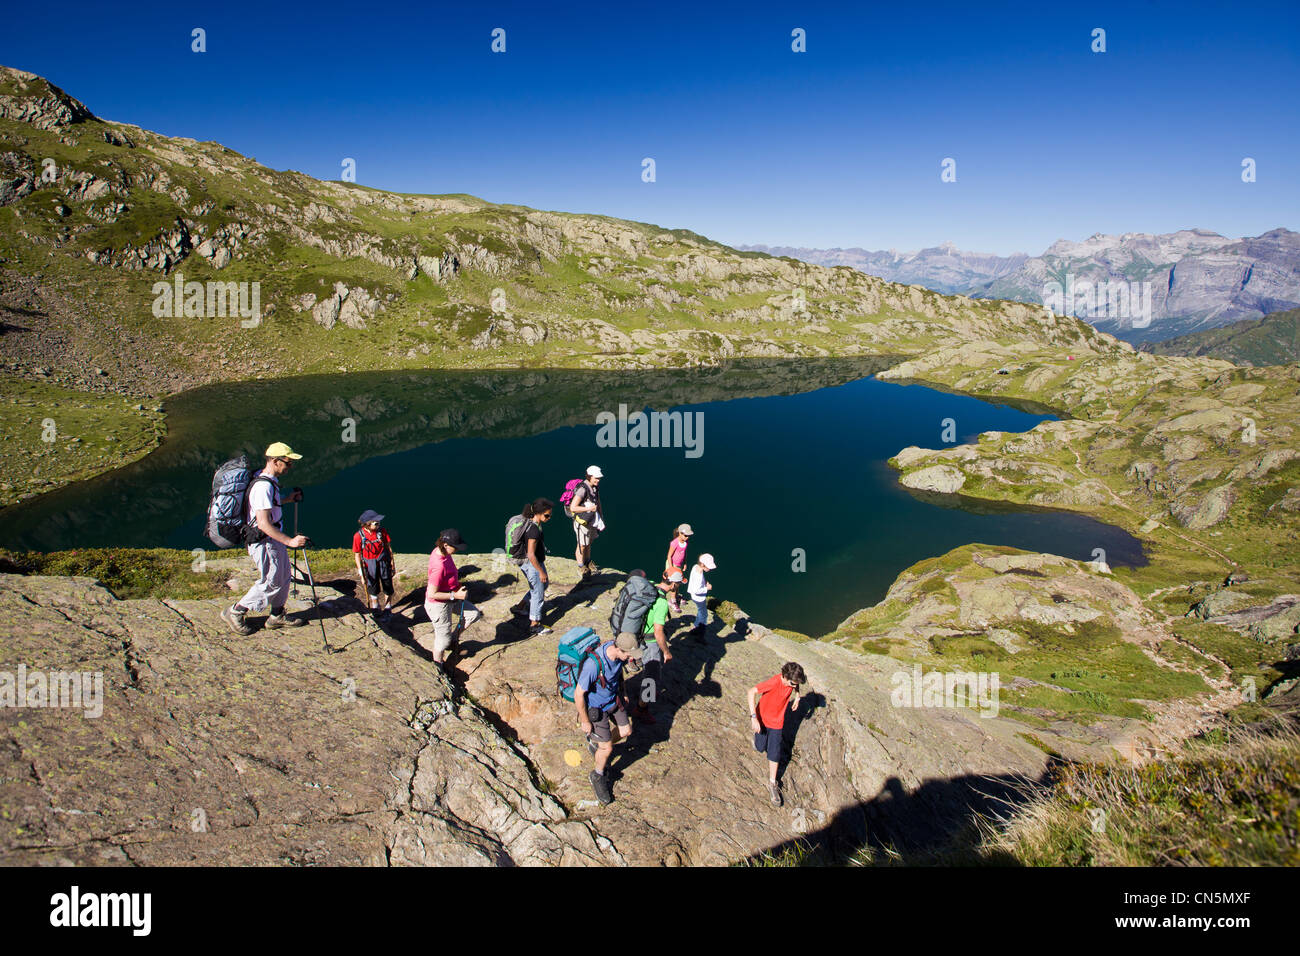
[{"left": 632, "top": 571, "right": 680, "bottom": 725}]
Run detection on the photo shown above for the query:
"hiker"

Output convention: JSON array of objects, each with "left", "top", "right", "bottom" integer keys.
[
  {"left": 633, "top": 571, "right": 680, "bottom": 725},
  {"left": 575, "top": 632, "right": 643, "bottom": 805},
  {"left": 222, "top": 442, "right": 309, "bottom": 635},
  {"left": 664, "top": 523, "right": 693, "bottom": 613},
  {"left": 510, "top": 498, "right": 554, "bottom": 637},
  {"left": 748, "top": 662, "right": 807, "bottom": 807},
  {"left": 353, "top": 509, "right": 394, "bottom": 621},
  {"left": 567, "top": 465, "right": 604, "bottom": 581},
  {"left": 687, "top": 553, "right": 716, "bottom": 638},
  {"left": 422, "top": 528, "right": 482, "bottom": 669}
]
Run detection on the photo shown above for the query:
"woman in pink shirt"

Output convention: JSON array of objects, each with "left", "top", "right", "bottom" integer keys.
[
  {"left": 664, "top": 523, "right": 693, "bottom": 613},
  {"left": 422, "top": 528, "right": 482, "bottom": 669}
]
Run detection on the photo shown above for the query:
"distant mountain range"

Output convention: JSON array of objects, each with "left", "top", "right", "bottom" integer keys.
[
  {"left": 1142, "top": 306, "right": 1300, "bottom": 366},
  {"left": 741, "top": 228, "right": 1300, "bottom": 345}
]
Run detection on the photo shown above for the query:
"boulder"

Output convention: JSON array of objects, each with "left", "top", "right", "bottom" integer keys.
[
  {"left": 900, "top": 465, "right": 966, "bottom": 494},
  {"left": 1169, "top": 484, "right": 1236, "bottom": 530}
]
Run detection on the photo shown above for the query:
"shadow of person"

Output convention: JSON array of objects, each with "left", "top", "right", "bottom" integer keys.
[
  {"left": 777, "top": 691, "right": 827, "bottom": 781},
  {"left": 741, "top": 767, "right": 1048, "bottom": 866},
  {"left": 605, "top": 614, "right": 748, "bottom": 784}
]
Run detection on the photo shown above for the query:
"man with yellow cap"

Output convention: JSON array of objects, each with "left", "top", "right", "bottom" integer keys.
[{"left": 222, "top": 442, "right": 310, "bottom": 635}]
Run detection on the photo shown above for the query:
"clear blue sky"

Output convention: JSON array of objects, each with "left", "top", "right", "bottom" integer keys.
[{"left": 3, "top": 0, "right": 1296, "bottom": 254}]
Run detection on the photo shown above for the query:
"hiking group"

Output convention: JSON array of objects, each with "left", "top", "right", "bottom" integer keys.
[{"left": 208, "top": 445, "right": 806, "bottom": 809}]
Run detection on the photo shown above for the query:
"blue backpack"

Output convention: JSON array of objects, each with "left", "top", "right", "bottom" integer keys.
[
  {"left": 206, "top": 455, "right": 274, "bottom": 548},
  {"left": 556, "top": 626, "right": 608, "bottom": 702}
]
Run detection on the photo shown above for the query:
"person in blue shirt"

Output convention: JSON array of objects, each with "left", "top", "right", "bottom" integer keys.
[{"left": 574, "top": 632, "right": 643, "bottom": 805}]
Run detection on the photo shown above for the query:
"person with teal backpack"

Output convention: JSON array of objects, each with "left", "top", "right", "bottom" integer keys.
[{"left": 572, "top": 631, "right": 643, "bottom": 805}]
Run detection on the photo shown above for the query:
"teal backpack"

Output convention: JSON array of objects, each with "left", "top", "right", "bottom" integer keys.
[{"left": 556, "top": 626, "right": 605, "bottom": 702}]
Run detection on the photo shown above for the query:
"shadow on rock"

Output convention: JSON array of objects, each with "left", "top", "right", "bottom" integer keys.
[{"left": 743, "top": 767, "right": 1057, "bottom": 866}]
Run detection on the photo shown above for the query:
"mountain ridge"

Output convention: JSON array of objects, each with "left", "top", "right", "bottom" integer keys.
[{"left": 740, "top": 227, "right": 1300, "bottom": 345}]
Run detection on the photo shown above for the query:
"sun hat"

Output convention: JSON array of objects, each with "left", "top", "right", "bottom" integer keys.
[
  {"left": 586, "top": 465, "right": 604, "bottom": 478},
  {"left": 614, "top": 631, "right": 645, "bottom": 664},
  {"left": 358, "top": 509, "right": 385, "bottom": 524},
  {"left": 265, "top": 441, "right": 302, "bottom": 460},
  {"left": 676, "top": 523, "right": 694, "bottom": 535},
  {"left": 700, "top": 553, "right": 716, "bottom": 570}
]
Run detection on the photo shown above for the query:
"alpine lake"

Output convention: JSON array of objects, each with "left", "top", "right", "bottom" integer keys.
[{"left": 0, "top": 359, "right": 1144, "bottom": 636}]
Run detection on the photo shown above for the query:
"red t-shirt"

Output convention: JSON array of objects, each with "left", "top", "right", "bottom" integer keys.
[
  {"left": 755, "top": 675, "right": 793, "bottom": 729},
  {"left": 427, "top": 550, "right": 459, "bottom": 603},
  {"left": 353, "top": 528, "right": 391, "bottom": 559}
]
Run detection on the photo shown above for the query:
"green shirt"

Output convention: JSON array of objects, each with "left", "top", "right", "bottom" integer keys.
[{"left": 643, "top": 595, "right": 669, "bottom": 637}]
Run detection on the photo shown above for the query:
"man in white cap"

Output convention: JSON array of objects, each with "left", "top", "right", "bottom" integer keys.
[
  {"left": 221, "top": 441, "right": 310, "bottom": 635},
  {"left": 569, "top": 464, "right": 604, "bottom": 581},
  {"left": 687, "top": 553, "right": 717, "bottom": 639}
]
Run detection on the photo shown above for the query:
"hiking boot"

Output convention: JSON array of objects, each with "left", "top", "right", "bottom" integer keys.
[
  {"left": 768, "top": 782, "right": 782, "bottom": 807},
  {"left": 589, "top": 770, "right": 614, "bottom": 805},
  {"left": 264, "top": 612, "right": 306, "bottom": 629},
  {"left": 529, "top": 623, "right": 553, "bottom": 637},
  {"left": 221, "top": 605, "right": 254, "bottom": 636}
]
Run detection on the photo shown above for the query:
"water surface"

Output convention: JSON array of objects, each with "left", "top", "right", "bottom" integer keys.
[{"left": 0, "top": 360, "right": 1144, "bottom": 635}]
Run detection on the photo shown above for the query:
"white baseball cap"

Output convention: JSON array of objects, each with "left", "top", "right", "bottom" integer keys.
[
  {"left": 676, "top": 523, "right": 694, "bottom": 535},
  {"left": 587, "top": 465, "right": 604, "bottom": 478},
  {"left": 700, "top": 553, "right": 716, "bottom": 570}
]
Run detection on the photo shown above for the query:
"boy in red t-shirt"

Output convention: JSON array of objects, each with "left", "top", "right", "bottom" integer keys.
[
  {"left": 747, "top": 662, "right": 807, "bottom": 807},
  {"left": 353, "top": 509, "right": 395, "bottom": 620}
]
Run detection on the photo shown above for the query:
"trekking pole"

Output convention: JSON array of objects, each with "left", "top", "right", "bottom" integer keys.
[
  {"left": 298, "top": 541, "right": 333, "bottom": 654},
  {"left": 291, "top": 501, "right": 300, "bottom": 599}
]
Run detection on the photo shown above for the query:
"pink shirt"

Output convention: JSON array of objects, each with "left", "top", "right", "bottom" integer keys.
[
  {"left": 668, "top": 537, "right": 688, "bottom": 569},
  {"left": 427, "top": 550, "right": 458, "bottom": 603}
]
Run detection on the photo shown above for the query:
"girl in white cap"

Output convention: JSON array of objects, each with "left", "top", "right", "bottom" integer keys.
[
  {"left": 687, "top": 553, "right": 716, "bottom": 638},
  {"left": 664, "top": 523, "right": 693, "bottom": 614}
]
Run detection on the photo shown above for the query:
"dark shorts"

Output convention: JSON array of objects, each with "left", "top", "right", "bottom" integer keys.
[
  {"left": 362, "top": 556, "right": 393, "bottom": 596},
  {"left": 587, "top": 705, "right": 630, "bottom": 743},
  {"left": 754, "top": 721, "right": 784, "bottom": 762}
]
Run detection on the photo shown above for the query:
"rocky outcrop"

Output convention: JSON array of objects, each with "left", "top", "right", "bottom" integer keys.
[
  {"left": 899, "top": 464, "right": 966, "bottom": 494},
  {"left": 0, "top": 68, "right": 96, "bottom": 130},
  {"left": 7, "top": 546, "right": 1153, "bottom": 866},
  {"left": 309, "top": 283, "right": 383, "bottom": 330},
  {"left": 0, "top": 568, "right": 618, "bottom": 866}
]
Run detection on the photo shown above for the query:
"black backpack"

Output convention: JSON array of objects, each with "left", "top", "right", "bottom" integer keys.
[
  {"left": 609, "top": 574, "right": 659, "bottom": 637},
  {"left": 206, "top": 455, "right": 275, "bottom": 548}
]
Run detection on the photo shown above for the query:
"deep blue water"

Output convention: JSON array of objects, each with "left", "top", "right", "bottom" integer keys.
[{"left": 0, "top": 364, "right": 1143, "bottom": 635}]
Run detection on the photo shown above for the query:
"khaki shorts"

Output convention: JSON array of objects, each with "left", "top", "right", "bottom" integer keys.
[
  {"left": 573, "top": 517, "right": 599, "bottom": 547},
  {"left": 422, "top": 599, "right": 482, "bottom": 656}
]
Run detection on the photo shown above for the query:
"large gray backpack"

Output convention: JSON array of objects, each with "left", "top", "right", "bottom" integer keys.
[{"left": 609, "top": 574, "right": 659, "bottom": 637}]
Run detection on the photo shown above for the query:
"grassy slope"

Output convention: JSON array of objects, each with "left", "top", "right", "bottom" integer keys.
[
  {"left": 0, "top": 376, "right": 163, "bottom": 506},
  {"left": 1145, "top": 306, "right": 1300, "bottom": 367}
]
